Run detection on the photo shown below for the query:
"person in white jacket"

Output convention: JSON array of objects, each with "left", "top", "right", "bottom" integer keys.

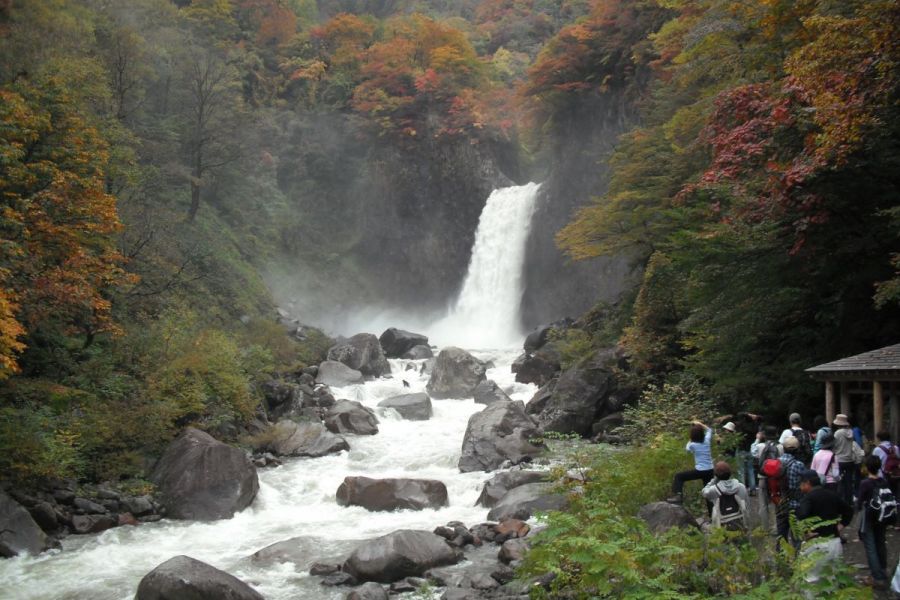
[{"left": 702, "top": 461, "right": 750, "bottom": 530}]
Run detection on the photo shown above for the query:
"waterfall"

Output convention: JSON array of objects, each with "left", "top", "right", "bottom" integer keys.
[{"left": 429, "top": 182, "right": 541, "bottom": 349}]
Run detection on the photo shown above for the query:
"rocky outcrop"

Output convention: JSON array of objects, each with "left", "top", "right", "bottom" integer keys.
[
  {"left": 511, "top": 345, "right": 561, "bottom": 387},
  {"left": 527, "top": 348, "right": 621, "bottom": 436},
  {"left": 638, "top": 502, "right": 699, "bottom": 534},
  {"left": 317, "top": 361, "right": 365, "bottom": 387},
  {"left": 328, "top": 333, "right": 391, "bottom": 377},
  {"left": 458, "top": 401, "right": 543, "bottom": 473},
  {"left": 426, "top": 347, "right": 487, "bottom": 399},
  {"left": 265, "top": 420, "right": 350, "bottom": 457},
  {"left": 476, "top": 471, "right": 548, "bottom": 508},
  {"left": 135, "top": 555, "right": 264, "bottom": 600},
  {"left": 377, "top": 393, "right": 432, "bottom": 421},
  {"left": 379, "top": 328, "right": 429, "bottom": 358},
  {"left": 486, "top": 483, "right": 567, "bottom": 521},
  {"left": 523, "top": 318, "right": 574, "bottom": 353},
  {"left": 151, "top": 428, "right": 258, "bottom": 521},
  {"left": 343, "top": 530, "right": 462, "bottom": 583},
  {"left": 472, "top": 380, "right": 511, "bottom": 406},
  {"left": 0, "top": 491, "right": 55, "bottom": 558},
  {"left": 336, "top": 477, "right": 448, "bottom": 512},
  {"left": 325, "top": 400, "right": 379, "bottom": 435}
]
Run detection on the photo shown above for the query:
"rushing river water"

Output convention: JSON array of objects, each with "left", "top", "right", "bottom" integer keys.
[{"left": 2, "top": 183, "right": 543, "bottom": 599}]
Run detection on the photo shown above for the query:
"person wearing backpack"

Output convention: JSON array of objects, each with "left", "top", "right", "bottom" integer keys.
[
  {"left": 775, "top": 436, "right": 808, "bottom": 544},
  {"left": 872, "top": 431, "right": 900, "bottom": 496},
  {"left": 702, "top": 461, "right": 750, "bottom": 531},
  {"left": 795, "top": 470, "right": 853, "bottom": 587},
  {"left": 810, "top": 433, "right": 841, "bottom": 492},
  {"left": 779, "top": 412, "right": 813, "bottom": 465},
  {"left": 856, "top": 454, "right": 897, "bottom": 590},
  {"left": 812, "top": 415, "right": 831, "bottom": 454},
  {"left": 752, "top": 425, "right": 782, "bottom": 533},
  {"left": 832, "top": 414, "right": 863, "bottom": 506}
]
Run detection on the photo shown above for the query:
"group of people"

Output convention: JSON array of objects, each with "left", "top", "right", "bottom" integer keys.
[{"left": 667, "top": 413, "right": 900, "bottom": 590}]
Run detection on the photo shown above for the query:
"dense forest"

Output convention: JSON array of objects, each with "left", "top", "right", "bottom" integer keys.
[{"left": 1, "top": 0, "right": 899, "bottom": 491}]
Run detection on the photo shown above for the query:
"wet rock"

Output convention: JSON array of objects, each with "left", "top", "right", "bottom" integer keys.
[
  {"left": 495, "top": 519, "right": 530, "bottom": 541},
  {"left": 511, "top": 345, "right": 561, "bottom": 387},
  {"left": 343, "top": 529, "right": 462, "bottom": 583},
  {"left": 472, "top": 380, "right": 511, "bottom": 406},
  {"left": 524, "top": 318, "right": 574, "bottom": 353},
  {"left": 151, "top": 428, "right": 259, "bottom": 521},
  {"left": 121, "top": 495, "right": 154, "bottom": 517},
  {"left": 402, "top": 345, "right": 434, "bottom": 360},
  {"left": 266, "top": 420, "right": 350, "bottom": 457},
  {"left": 491, "top": 564, "right": 515, "bottom": 585},
  {"left": 247, "top": 535, "right": 336, "bottom": 570},
  {"left": 73, "top": 498, "right": 106, "bottom": 514},
  {"left": 426, "top": 347, "right": 487, "bottom": 399},
  {"left": 346, "top": 582, "right": 389, "bottom": 600},
  {"left": 260, "top": 380, "right": 302, "bottom": 421},
  {"left": 0, "top": 490, "right": 55, "bottom": 557},
  {"left": 27, "top": 501, "right": 58, "bottom": 532},
  {"left": 135, "top": 555, "right": 264, "bottom": 600},
  {"left": 95, "top": 486, "right": 119, "bottom": 500},
  {"left": 389, "top": 579, "right": 417, "bottom": 593},
  {"left": 476, "top": 471, "right": 547, "bottom": 508},
  {"left": 637, "top": 502, "right": 699, "bottom": 534},
  {"left": 498, "top": 539, "right": 529, "bottom": 564},
  {"left": 118, "top": 513, "right": 139, "bottom": 526},
  {"left": 469, "top": 523, "right": 497, "bottom": 544},
  {"left": 379, "top": 328, "right": 429, "bottom": 358},
  {"left": 486, "top": 483, "right": 567, "bottom": 521},
  {"left": 328, "top": 333, "right": 391, "bottom": 377},
  {"left": 310, "top": 562, "right": 341, "bottom": 576},
  {"left": 377, "top": 393, "right": 432, "bottom": 421},
  {"left": 316, "top": 361, "right": 365, "bottom": 387},
  {"left": 325, "top": 400, "right": 379, "bottom": 436},
  {"left": 71, "top": 514, "right": 118, "bottom": 534},
  {"left": 322, "top": 572, "right": 358, "bottom": 586},
  {"left": 458, "top": 401, "right": 543, "bottom": 473},
  {"left": 336, "top": 477, "right": 448, "bottom": 512}
]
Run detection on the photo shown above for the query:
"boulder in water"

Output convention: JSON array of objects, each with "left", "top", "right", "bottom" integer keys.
[
  {"left": 327, "top": 334, "right": 391, "bottom": 377},
  {"left": 379, "top": 328, "right": 429, "bottom": 358},
  {"left": 458, "top": 401, "right": 543, "bottom": 473},
  {"left": 151, "top": 428, "right": 258, "bottom": 521},
  {"left": 402, "top": 345, "right": 434, "bottom": 360},
  {"left": 343, "top": 530, "right": 462, "bottom": 583},
  {"left": 317, "top": 360, "right": 365, "bottom": 387},
  {"left": 472, "top": 380, "right": 511, "bottom": 406},
  {"left": 476, "top": 471, "right": 548, "bottom": 508},
  {"left": 377, "top": 393, "right": 432, "bottom": 421},
  {"left": 266, "top": 420, "right": 350, "bottom": 457},
  {"left": 135, "top": 555, "right": 264, "bottom": 600},
  {"left": 0, "top": 490, "right": 55, "bottom": 557},
  {"left": 336, "top": 477, "right": 449, "bottom": 511},
  {"left": 325, "top": 400, "right": 379, "bottom": 435},
  {"left": 346, "top": 582, "right": 389, "bottom": 600},
  {"left": 486, "top": 482, "right": 567, "bottom": 521},
  {"left": 426, "top": 347, "right": 487, "bottom": 399}
]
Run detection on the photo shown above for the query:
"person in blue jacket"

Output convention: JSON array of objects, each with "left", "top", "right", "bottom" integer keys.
[{"left": 667, "top": 421, "right": 713, "bottom": 504}]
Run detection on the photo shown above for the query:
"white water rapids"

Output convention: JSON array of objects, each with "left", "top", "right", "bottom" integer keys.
[{"left": 1, "top": 183, "right": 543, "bottom": 599}]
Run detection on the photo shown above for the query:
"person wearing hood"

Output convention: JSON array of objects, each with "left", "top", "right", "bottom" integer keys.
[
  {"left": 702, "top": 461, "right": 750, "bottom": 530},
  {"left": 810, "top": 433, "right": 841, "bottom": 492}
]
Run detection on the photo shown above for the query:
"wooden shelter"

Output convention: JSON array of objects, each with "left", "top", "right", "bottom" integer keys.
[{"left": 806, "top": 343, "right": 900, "bottom": 442}]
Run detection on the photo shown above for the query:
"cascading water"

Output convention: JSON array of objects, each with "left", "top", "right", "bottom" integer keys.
[
  {"left": 429, "top": 182, "right": 541, "bottom": 349},
  {"left": 0, "top": 184, "right": 543, "bottom": 600}
]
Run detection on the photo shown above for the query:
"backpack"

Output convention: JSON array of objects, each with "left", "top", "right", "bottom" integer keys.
[
  {"left": 869, "top": 481, "right": 898, "bottom": 524},
  {"left": 755, "top": 440, "right": 780, "bottom": 469},
  {"left": 761, "top": 457, "right": 786, "bottom": 505},
  {"left": 792, "top": 427, "right": 813, "bottom": 464},
  {"left": 883, "top": 444, "right": 900, "bottom": 479},
  {"left": 715, "top": 483, "right": 746, "bottom": 529}
]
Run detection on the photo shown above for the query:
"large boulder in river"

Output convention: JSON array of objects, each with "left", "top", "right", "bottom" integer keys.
[
  {"left": 486, "top": 482, "right": 567, "bottom": 521},
  {"left": 377, "top": 393, "right": 432, "bottom": 421},
  {"left": 336, "top": 476, "right": 448, "bottom": 511},
  {"left": 402, "top": 345, "right": 433, "bottom": 360},
  {"left": 0, "top": 490, "right": 55, "bottom": 558},
  {"left": 472, "top": 380, "right": 511, "bottom": 406},
  {"left": 266, "top": 420, "right": 349, "bottom": 457},
  {"left": 476, "top": 471, "right": 548, "bottom": 508},
  {"left": 527, "top": 348, "right": 619, "bottom": 436},
  {"left": 325, "top": 400, "right": 379, "bottom": 435},
  {"left": 511, "top": 345, "right": 561, "bottom": 387},
  {"left": 426, "top": 347, "right": 487, "bottom": 399},
  {"left": 135, "top": 555, "right": 263, "bottom": 600},
  {"left": 379, "top": 328, "right": 429, "bottom": 358},
  {"left": 152, "top": 428, "right": 258, "bottom": 521},
  {"left": 343, "top": 530, "right": 462, "bottom": 583},
  {"left": 328, "top": 333, "right": 391, "bottom": 377},
  {"left": 638, "top": 502, "right": 699, "bottom": 534},
  {"left": 317, "top": 360, "right": 365, "bottom": 387},
  {"left": 458, "top": 401, "right": 543, "bottom": 473}
]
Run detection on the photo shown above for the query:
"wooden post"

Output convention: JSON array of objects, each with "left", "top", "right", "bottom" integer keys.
[
  {"left": 840, "top": 383, "right": 851, "bottom": 417},
  {"left": 825, "top": 380, "right": 835, "bottom": 424},
  {"left": 873, "top": 380, "right": 884, "bottom": 439},
  {"left": 890, "top": 389, "right": 899, "bottom": 444}
]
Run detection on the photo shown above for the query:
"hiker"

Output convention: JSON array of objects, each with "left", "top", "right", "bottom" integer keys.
[
  {"left": 702, "top": 461, "right": 749, "bottom": 530},
  {"left": 832, "top": 414, "right": 863, "bottom": 506},
  {"left": 779, "top": 412, "right": 813, "bottom": 465},
  {"left": 795, "top": 470, "right": 852, "bottom": 588},
  {"left": 812, "top": 415, "right": 831, "bottom": 453},
  {"left": 667, "top": 421, "right": 713, "bottom": 504},
  {"left": 856, "top": 454, "right": 898, "bottom": 590},
  {"left": 872, "top": 431, "right": 900, "bottom": 496},
  {"left": 720, "top": 421, "right": 738, "bottom": 458},
  {"left": 720, "top": 412, "right": 761, "bottom": 494},
  {"left": 810, "top": 433, "right": 840, "bottom": 492},
  {"left": 752, "top": 425, "right": 782, "bottom": 532},
  {"left": 775, "top": 436, "right": 807, "bottom": 543}
]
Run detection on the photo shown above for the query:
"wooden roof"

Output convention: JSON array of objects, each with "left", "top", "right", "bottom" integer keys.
[{"left": 806, "top": 343, "right": 900, "bottom": 378}]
